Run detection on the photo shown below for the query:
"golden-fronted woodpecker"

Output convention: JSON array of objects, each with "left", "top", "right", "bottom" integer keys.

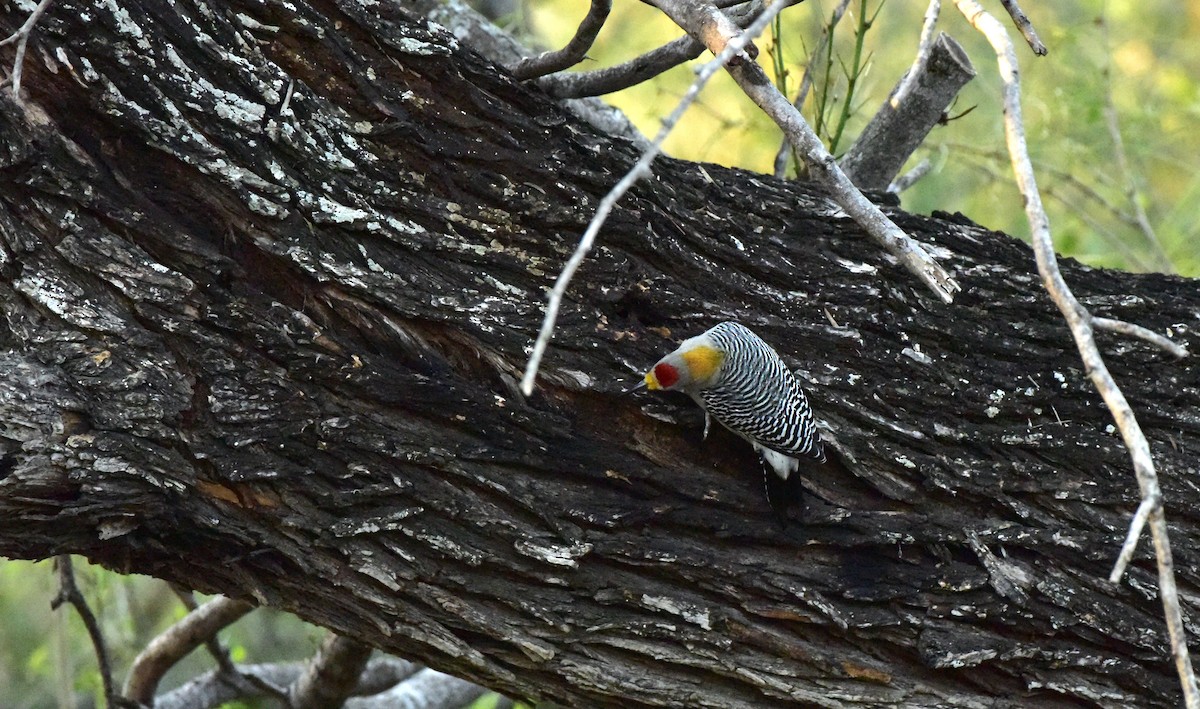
[{"left": 642, "top": 321, "right": 825, "bottom": 518}]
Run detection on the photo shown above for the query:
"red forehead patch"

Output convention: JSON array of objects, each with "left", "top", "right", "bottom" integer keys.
[{"left": 654, "top": 362, "right": 679, "bottom": 388}]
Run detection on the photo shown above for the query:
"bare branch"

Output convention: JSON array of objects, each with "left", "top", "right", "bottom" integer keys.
[
  {"left": 345, "top": 668, "right": 488, "bottom": 709},
  {"left": 652, "top": 0, "right": 961, "bottom": 302},
  {"left": 539, "top": 1, "right": 770, "bottom": 99},
  {"left": 1093, "top": 317, "right": 1189, "bottom": 358},
  {"left": 773, "top": 0, "right": 852, "bottom": 178},
  {"left": 890, "top": 0, "right": 942, "bottom": 108},
  {"left": 508, "top": 0, "right": 611, "bottom": 81},
  {"left": 839, "top": 32, "right": 975, "bottom": 190},
  {"left": 540, "top": 32, "right": 702, "bottom": 99},
  {"left": 952, "top": 2, "right": 1198, "bottom": 705},
  {"left": 1110, "top": 491, "right": 1160, "bottom": 584},
  {"left": 888, "top": 157, "right": 931, "bottom": 194},
  {"left": 0, "top": 0, "right": 55, "bottom": 103},
  {"left": 51, "top": 556, "right": 127, "bottom": 709},
  {"left": 998, "top": 0, "right": 1046, "bottom": 55},
  {"left": 519, "top": 0, "right": 790, "bottom": 396},
  {"left": 155, "top": 657, "right": 419, "bottom": 709},
  {"left": 290, "top": 634, "right": 375, "bottom": 709},
  {"left": 122, "top": 595, "right": 256, "bottom": 705}
]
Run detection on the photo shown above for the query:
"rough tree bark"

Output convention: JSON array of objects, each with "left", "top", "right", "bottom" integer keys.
[{"left": 1, "top": 1, "right": 1197, "bottom": 707}]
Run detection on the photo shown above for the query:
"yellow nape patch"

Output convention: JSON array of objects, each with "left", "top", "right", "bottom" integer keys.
[{"left": 681, "top": 345, "right": 725, "bottom": 384}]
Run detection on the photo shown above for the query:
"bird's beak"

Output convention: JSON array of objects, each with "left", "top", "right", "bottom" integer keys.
[{"left": 623, "top": 379, "right": 648, "bottom": 395}]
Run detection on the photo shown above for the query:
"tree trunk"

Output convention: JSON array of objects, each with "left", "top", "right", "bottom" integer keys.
[{"left": 1, "top": 1, "right": 1197, "bottom": 707}]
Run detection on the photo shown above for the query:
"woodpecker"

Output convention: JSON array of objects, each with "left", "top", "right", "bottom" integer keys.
[{"left": 641, "top": 321, "right": 825, "bottom": 521}]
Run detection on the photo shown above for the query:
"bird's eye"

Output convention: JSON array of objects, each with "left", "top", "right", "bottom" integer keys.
[{"left": 654, "top": 363, "right": 679, "bottom": 388}]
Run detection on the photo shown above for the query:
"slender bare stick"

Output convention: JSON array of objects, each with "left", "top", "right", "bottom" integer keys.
[
  {"left": 890, "top": 0, "right": 941, "bottom": 108},
  {"left": 998, "top": 0, "right": 1046, "bottom": 55},
  {"left": 519, "top": 0, "right": 790, "bottom": 396},
  {"left": 952, "top": 2, "right": 1197, "bottom": 706},
  {"left": 123, "top": 595, "right": 256, "bottom": 705},
  {"left": 540, "top": 1, "right": 770, "bottom": 99},
  {"left": 51, "top": 556, "right": 122, "bottom": 709},
  {"left": 541, "top": 33, "right": 702, "bottom": 98},
  {"left": 1109, "top": 491, "right": 1159, "bottom": 584},
  {"left": 509, "top": 0, "right": 611, "bottom": 80},
  {"left": 0, "top": 0, "right": 55, "bottom": 103},
  {"left": 1094, "top": 317, "right": 1188, "bottom": 358},
  {"left": 888, "top": 158, "right": 931, "bottom": 194},
  {"left": 772, "top": 0, "right": 852, "bottom": 177},
  {"left": 654, "top": 0, "right": 960, "bottom": 301}
]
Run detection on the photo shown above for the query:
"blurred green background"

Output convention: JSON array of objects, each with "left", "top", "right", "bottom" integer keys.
[
  {"left": 3, "top": 1, "right": 1198, "bottom": 707},
  {"left": 519, "top": 0, "right": 1199, "bottom": 275}
]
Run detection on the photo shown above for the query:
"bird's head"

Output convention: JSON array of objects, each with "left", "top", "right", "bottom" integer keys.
[{"left": 644, "top": 336, "right": 726, "bottom": 392}]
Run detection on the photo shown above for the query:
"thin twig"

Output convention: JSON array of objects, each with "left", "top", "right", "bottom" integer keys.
[
  {"left": 122, "top": 595, "right": 256, "bottom": 705},
  {"left": 51, "top": 556, "right": 124, "bottom": 709},
  {"left": 1093, "top": 317, "right": 1188, "bottom": 358},
  {"left": 540, "top": 32, "right": 702, "bottom": 98},
  {"left": 773, "top": 0, "right": 853, "bottom": 178},
  {"left": 1109, "top": 491, "right": 1160, "bottom": 584},
  {"left": 890, "top": 0, "right": 941, "bottom": 108},
  {"left": 997, "top": 0, "right": 1046, "bottom": 55},
  {"left": 540, "top": 1, "right": 771, "bottom": 99},
  {"left": 0, "top": 0, "right": 55, "bottom": 103},
  {"left": 509, "top": 0, "right": 611, "bottom": 81},
  {"left": 952, "top": 2, "right": 1197, "bottom": 706},
  {"left": 888, "top": 158, "right": 931, "bottom": 193},
  {"left": 519, "top": 0, "right": 789, "bottom": 396}
]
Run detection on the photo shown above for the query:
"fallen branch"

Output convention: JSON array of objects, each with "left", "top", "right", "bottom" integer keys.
[{"left": 951, "top": 2, "right": 1197, "bottom": 705}]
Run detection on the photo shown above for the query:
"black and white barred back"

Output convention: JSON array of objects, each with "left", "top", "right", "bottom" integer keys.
[{"left": 697, "top": 322, "right": 825, "bottom": 463}]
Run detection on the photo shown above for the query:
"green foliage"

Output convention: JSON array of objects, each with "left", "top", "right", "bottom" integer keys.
[{"left": 529, "top": 0, "right": 1200, "bottom": 277}]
